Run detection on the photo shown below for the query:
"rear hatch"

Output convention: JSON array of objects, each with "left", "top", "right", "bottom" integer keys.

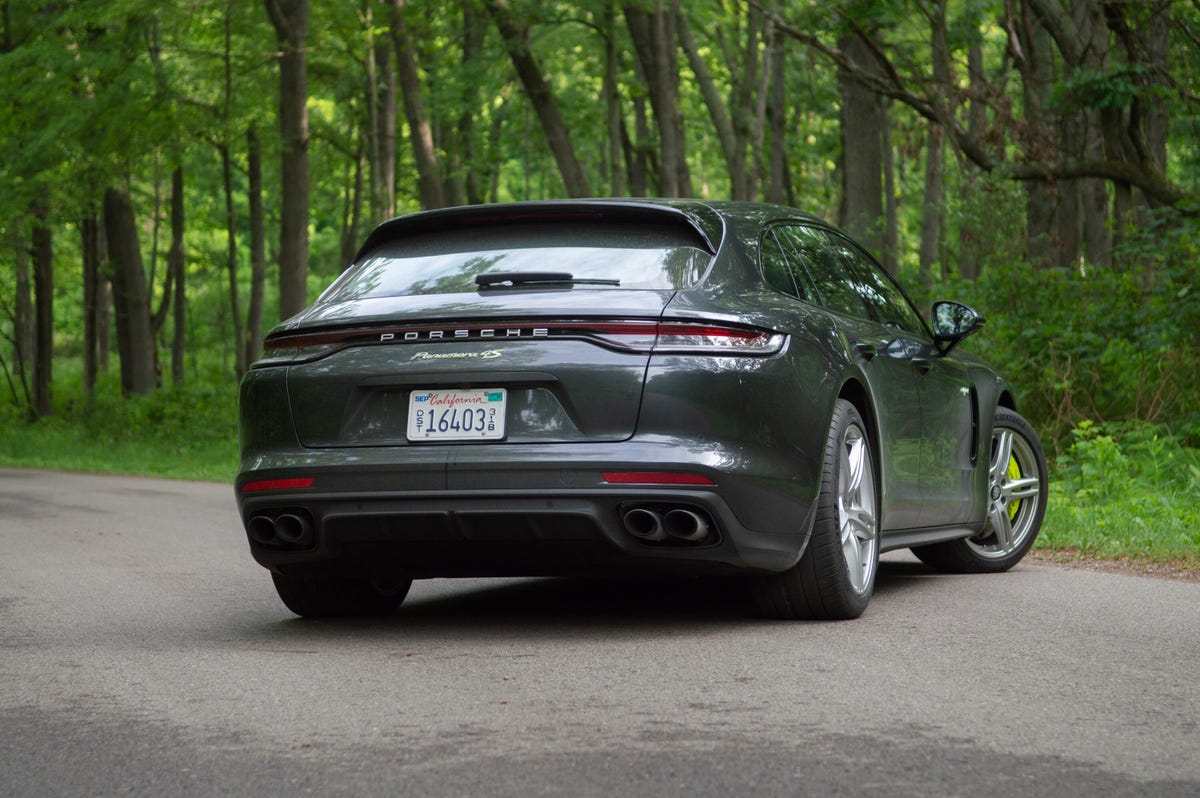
[{"left": 273, "top": 205, "right": 719, "bottom": 447}]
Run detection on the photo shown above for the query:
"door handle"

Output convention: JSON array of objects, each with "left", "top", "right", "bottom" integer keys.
[
  {"left": 912, "top": 357, "right": 933, "bottom": 374},
  {"left": 853, "top": 342, "right": 877, "bottom": 361}
]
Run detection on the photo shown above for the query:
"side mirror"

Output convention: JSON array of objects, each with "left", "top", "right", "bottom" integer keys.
[{"left": 931, "top": 301, "right": 985, "bottom": 354}]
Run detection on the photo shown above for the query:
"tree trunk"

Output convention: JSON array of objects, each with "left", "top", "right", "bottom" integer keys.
[
  {"left": 1080, "top": 121, "right": 1109, "bottom": 268},
  {"left": 378, "top": 39, "right": 397, "bottom": 217},
  {"left": 96, "top": 223, "right": 111, "bottom": 373},
  {"left": 1142, "top": 4, "right": 1169, "bottom": 178},
  {"left": 958, "top": 38, "right": 986, "bottom": 281},
  {"left": 919, "top": 3, "right": 949, "bottom": 284},
  {"left": 1012, "top": 3, "right": 1059, "bottom": 268},
  {"left": 624, "top": 1, "right": 691, "bottom": 197},
  {"left": 459, "top": 5, "right": 486, "bottom": 205},
  {"left": 919, "top": 124, "right": 944, "bottom": 285},
  {"left": 13, "top": 222, "right": 33, "bottom": 407},
  {"left": 169, "top": 166, "right": 185, "bottom": 384},
  {"left": 339, "top": 143, "right": 366, "bottom": 267},
  {"left": 838, "top": 32, "right": 886, "bottom": 257},
  {"left": 678, "top": 9, "right": 744, "bottom": 199},
  {"left": 882, "top": 102, "right": 898, "bottom": 276},
  {"left": 32, "top": 214, "right": 53, "bottom": 416},
  {"left": 222, "top": 144, "right": 246, "bottom": 376},
  {"left": 103, "top": 186, "right": 157, "bottom": 396},
  {"left": 1111, "top": 177, "right": 1134, "bottom": 257},
  {"left": 1132, "top": 1, "right": 1169, "bottom": 230},
  {"left": 265, "top": 0, "right": 310, "bottom": 320},
  {"left": 364, "top": 4, "right": 379, "bottom": 218},
  {"left": 81, "top": 214, "right": 100, "bottom": 397},
  {"left": 392, "top": 0, "right": 447, "bottom": 209},
  {"left": 604, "top": 0, "right": 624, "bottom": 196},
  {"left": 365, "top": 3, "right": 397, "bottom": 220},
  {"left": 625, "top": 94, "right": 651, "bottom": 196},
  {"left": 150, "top": 198, "right": 175, "bottom": 341},
  {"left": 751, "top": 19, "right": 771, "bottom": 199},
  {"left": 765, "top": 20, "right": 787, "bottom": 204},
  {"left": 487, "top": 0, "right": 591, "bottom": 198},
  {"left": 246, "top": 126, "right": 267, "bottom": 367},
  {"left": 1057, "top": 0, "right": 1101, "bottom": 268},
  {"left": 1057, "top": 113, "right": 1083, "bottom": 268},
  {"left": 364, "top": 7, "right": 382, "bottom": 218}
]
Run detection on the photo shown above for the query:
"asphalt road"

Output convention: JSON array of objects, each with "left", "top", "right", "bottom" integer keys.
[{"left": 1, "top": 468, "right": 1197, "bottom": 797}]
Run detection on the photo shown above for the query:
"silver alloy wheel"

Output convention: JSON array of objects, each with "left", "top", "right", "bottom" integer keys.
[
  {"left": 970, "top": 426, "right": 1043, "bottom": 560},
  {"left": 838, "top": 422, "right": 878, "bottom": 594}
]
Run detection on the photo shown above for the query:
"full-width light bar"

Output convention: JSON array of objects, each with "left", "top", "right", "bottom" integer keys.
[{"left": 257, "top": 320, "right": 785, "bottom": 366}]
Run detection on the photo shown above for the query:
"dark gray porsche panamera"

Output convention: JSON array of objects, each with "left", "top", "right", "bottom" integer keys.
[{"left": 236, "top": 199, "right": 1047, "bottom": 620}]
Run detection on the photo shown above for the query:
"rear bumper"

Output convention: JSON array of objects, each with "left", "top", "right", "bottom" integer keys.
[{"left": 235, "top": 440, "right": 816, "bottom": 578}]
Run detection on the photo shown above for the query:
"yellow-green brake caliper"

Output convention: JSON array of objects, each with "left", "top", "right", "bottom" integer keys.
[{"left": 1006, "top": 456, "right": 1022, "bottom": 519}]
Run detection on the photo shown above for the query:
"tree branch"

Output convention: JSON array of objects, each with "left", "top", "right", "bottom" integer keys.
[{"left": 755, "top": 0, "right": 1197, "bottom": 212}]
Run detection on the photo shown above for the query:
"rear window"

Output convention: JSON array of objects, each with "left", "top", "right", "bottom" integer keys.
[{"left": 320, "top": 221, "right": 713, "bottom": 302}]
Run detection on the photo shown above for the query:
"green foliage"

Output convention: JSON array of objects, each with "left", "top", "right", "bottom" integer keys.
[
  {"left": 1043, "top": 420, "right": 1200, "bottom": 563},
  {"left": 1056, "top": 420, "right": 1133, "bottom": 501},
  {"left": 932, "top": 207, "right": 1200, "bottom": 447},
  {"left": 0, "top": 360, "right": 238, "bottom": 482},
  {"left": 1052, "top": 65, "right": 1163, "bottom": 112}
]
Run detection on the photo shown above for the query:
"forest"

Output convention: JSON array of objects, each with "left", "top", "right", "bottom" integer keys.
[{"left": 1, "top": 1, "right": 1199, "bottom": 558}]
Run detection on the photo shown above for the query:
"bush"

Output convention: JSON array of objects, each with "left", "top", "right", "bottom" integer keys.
[
  {"left": 931, "top": 210, "right": 1200, "bottom": 449},
  {"left": 1042, "top": 420, "right": 1200, "bottom": 561}
]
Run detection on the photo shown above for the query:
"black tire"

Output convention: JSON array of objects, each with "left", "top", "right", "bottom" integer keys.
[
  {"left": 270, "top": 572, "right": 412, "bottom": 618},
  {"left": 750, "top": 399, "right": 880, "bottom": 620},
  {"left": 911, "top": 407, "right": 1047, "bottom": 573}
]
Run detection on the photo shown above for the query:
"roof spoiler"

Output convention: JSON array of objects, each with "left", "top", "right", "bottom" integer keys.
[{"left": 352, "top": 200, "right": 720, "bottom": 263}]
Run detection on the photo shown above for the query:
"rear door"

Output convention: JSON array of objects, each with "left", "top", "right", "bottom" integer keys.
[
  {"left": 774, "top": 224, "right": 928, "bottom": 530},
  {"left": 822, "top": 232, "right": 980, "bottom": 528}
]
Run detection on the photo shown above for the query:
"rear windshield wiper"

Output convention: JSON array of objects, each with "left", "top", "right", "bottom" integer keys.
[{"left": 475, "top": 271, "right": 620, "bottom": 288}]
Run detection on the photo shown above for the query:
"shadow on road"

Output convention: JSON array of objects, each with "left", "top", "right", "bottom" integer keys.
[
  {"left": 871, "top": 559, "right": 966, "bottom": 598},
  {"left": 230, "top": 559, "right": 961, "bottom": 645}
]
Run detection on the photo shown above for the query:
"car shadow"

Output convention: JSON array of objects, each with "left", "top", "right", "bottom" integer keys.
[
  {"left": 871, "top": 559, "right": 962, "bottom": 599},
  {"left": 233, "top": 559, "right": 958, "bottom": 645},
  {"left": 403, "top": 574, "right": 747, "bottom": 621}
]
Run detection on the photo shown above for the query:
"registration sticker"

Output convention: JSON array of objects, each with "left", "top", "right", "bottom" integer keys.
[{"left": 407, "top": 388, "right": 507, "bottom": 441}]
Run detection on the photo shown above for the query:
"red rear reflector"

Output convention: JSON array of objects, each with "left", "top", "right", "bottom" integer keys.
[
  {"left": 602, "top": 472, "right": 714, "bottom": 485},
  {"left": 241, "top": 477, "right": 315, "bottom": 493}
]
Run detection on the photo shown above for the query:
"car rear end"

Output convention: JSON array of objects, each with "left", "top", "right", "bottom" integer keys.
[{"left": 236, "top": 201, "right": 822, "bottom": 583}]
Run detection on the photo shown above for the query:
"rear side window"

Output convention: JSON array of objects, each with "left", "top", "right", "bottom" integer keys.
[
  {"left": 760, "top": 229, "right": 801, "bottom": 298},
  {"left": 320, "top": 221, "right": 713, "bottom": 302},
  {"left": 761, "top": 227, "right": 825, "bottom": 304},
  {"left": 823, "top": 232, "right": 927, "bottom": 335},
  {"left": 775, "top": 225, "right": 867, "bottom": 320}
]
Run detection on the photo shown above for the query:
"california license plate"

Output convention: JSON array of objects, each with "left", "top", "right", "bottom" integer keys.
[{"left": 407, "top": 388, "right": 507, "bottom": 441}]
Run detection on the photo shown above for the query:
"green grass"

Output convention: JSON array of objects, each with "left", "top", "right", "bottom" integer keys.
[
  {"left": 2, "top": 368, "right": 1197, "bottom": 568},
  {"left": 0, "top": 364, "right": 239, "bottom": 483}
]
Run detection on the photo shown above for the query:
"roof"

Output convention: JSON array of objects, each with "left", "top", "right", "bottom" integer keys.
[{"left": 352, "top": 199, "right": 831, "bottom": 263}]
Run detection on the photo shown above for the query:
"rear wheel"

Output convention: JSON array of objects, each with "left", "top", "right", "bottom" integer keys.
[
  {"left": 271, "top": 572, "right": 412, "bottom": 618},
  {"left": 750, "top": 399, "right": 879, "bottom": 620},
  {"left": 912, "top": 407, "right": 1046, "bottom": 573}
]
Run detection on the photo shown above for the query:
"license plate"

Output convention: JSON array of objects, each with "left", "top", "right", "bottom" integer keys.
[{"left": 407, "top": 388, "right": 507, "bottom": 441}]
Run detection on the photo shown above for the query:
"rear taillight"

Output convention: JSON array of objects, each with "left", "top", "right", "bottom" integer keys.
[
  {"left": 258, "top": 328, "right": 365, "bottom": 366},
  {"left": 653, "top": 322, "right": 784, "bottom": 354},
  {"left": 254, "top": 320, "right": 785, "bottom": 366},
  {"left": 545, "top": 321, "right": 784, "bottom": 355}
]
